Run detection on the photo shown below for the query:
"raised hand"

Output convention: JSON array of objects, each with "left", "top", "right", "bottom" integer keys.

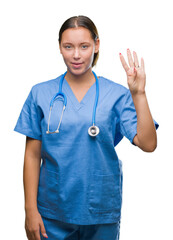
[{"left": 119, "top": 49, "right": 146, "bottom": 95}]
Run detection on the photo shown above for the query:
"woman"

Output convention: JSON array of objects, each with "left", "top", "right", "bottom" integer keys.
[{"left": 14, "top": 15, "right": 159, "bottom": 240}]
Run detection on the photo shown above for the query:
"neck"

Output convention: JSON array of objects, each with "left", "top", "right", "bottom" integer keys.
[{"left": 65, "top": 69, "right": 95, "bottom": 86}]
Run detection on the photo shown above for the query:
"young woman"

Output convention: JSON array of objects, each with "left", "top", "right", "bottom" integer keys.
[{"left": 14, "top": 15, "right": 159, "bottom": 240}]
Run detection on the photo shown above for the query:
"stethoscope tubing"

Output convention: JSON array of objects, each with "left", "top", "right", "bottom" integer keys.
[
  {"left": 47, "top": 71, "right": 99, "bottom": 136},
  {"left": 91, "top": 71, "right": 99, "bottom": 126}
]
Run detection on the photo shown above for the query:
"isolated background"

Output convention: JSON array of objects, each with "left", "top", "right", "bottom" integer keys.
[{"left": 1, "top": 0, "right": 172, "bottom": 239}]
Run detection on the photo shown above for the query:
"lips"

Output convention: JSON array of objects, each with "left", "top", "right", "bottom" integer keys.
[{"left": 71, "top": 62, "right": 83, "bottom": 68}]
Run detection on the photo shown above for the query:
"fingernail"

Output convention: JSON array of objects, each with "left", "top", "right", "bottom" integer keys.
[
  {"left": 134, "top": 67, "right": 136, "bottom": 71},
  {"left": 119, "top": 53, "right": 121, "bottom": 55},
  {"left": 43, "top": 233, "right": 48, "bottom": 238},
  {"left": 127, "top": 48, "right": 129, "bottom": 51}
]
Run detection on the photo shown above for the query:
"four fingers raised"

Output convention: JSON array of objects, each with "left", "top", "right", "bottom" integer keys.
[{"left": 119, "top": 49, "right": 145, "bottom": 72}]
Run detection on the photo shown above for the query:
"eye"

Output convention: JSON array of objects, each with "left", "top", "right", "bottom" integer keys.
[
  {"left": 64, "top": 45, "right": 72, "bottom": 49},
  {"left": 81, "top": 45, "right": 88, "bottom": 49}
]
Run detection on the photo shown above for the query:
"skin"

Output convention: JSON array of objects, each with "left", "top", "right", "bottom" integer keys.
[
  {"left": 23, "top": 27, "right": 157, "bottom": 240},
  {"left": 59, "top": 27, "right": 100, "bottom": 88},
  {"left": 24, "top": 137, "right": 47, "bottom": 240},
  {"left": 119, "top": 50, "right": 157, "bottom": 151}
]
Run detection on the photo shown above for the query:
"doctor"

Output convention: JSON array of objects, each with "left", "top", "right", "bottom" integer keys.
[{"left": 14, "top": 15, "right": 159, "bottom": 240}]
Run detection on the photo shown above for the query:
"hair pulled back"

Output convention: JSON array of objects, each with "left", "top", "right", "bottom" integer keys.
[{"left": 59, "top": 15, "right": 99, "bottom": 67}]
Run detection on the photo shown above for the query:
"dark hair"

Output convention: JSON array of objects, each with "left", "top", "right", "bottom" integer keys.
[{"left": 58, "top": 15, "right": 99, "bottom": 67}]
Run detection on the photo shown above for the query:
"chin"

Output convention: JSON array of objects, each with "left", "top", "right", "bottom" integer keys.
[{"left": 68, "top": 66, "right": 91, "bottom": 76}]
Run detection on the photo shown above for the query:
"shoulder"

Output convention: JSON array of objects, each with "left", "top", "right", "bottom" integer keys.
[
  {"left": 99, "top": 76, "right": 129, "bottom": 96},
  {"left": 31, "top": 75, "right": 62, "bottom": 92},
  {"left": 29, "top": 75, "right": 62, "bottom": 98}
]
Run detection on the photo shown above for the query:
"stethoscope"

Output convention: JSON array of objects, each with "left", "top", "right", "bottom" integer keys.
[{"left": 46, "top": 71, "right": 100, "bottom": 137}]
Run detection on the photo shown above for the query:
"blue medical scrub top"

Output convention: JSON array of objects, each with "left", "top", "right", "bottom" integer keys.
[{"left": 14, "top": 73, "right": 159, "bottom": 225}]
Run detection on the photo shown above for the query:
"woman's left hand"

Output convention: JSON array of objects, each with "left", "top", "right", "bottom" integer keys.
[{"left": 119, "top": 49, "right": 146, "bottom": 95}]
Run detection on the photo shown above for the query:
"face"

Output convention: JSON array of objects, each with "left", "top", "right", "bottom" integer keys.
[{"left": 59, "top": 27, "right": 99, "bottom": 76}]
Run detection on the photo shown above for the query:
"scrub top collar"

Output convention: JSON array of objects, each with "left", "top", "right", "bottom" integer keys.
[{"left": 63, "top": 77, "right": 97, "bottom": 111}]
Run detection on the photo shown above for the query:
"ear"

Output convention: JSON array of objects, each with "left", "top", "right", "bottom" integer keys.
[
  {"left": 59, "top": 42, "right": 62, "bottom": 54},
  {"left": 94, "top": 38, "right": 100, "bottom": 53}
]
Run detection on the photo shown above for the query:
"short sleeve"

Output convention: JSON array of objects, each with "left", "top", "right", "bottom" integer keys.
[
  {"left": 14, "top": 87, "right": 42, "bottom": 140},
  {"left": 119, "top": 90, "right": 159, "bottom": 144}
]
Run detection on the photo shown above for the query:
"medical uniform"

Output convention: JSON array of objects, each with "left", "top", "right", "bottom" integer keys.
[{"left": 14, "top": 73, "right": 159, "bottom": 239}]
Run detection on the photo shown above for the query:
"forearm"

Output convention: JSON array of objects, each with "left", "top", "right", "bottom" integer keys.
[
  {"left": 132, "top": 92, "right": 157, "bottom": 152},
  {"left": 23, "top": 153, "right": 41, "bottom": 212}
]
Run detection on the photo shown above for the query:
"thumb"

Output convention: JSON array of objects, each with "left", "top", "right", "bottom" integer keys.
[{"left": 40, "top": 220, "right": 48, "bottom": 238}]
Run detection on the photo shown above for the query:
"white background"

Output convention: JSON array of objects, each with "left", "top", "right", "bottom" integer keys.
[{"left": 1, "top": 0, "right": 172, "bottom": 239}]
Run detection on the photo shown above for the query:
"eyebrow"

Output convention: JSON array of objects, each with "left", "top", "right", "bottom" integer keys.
[{"left": 62, "top": 42, "right": 91, "bottom": 45}]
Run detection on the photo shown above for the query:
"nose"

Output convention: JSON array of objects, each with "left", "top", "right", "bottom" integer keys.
[{"left": 73, "top": 48, "right": 80, "bottom": 59}]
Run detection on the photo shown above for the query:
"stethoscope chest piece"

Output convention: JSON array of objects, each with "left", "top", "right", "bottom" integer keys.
[
  {"left": 46, "top": 71, "right": 100, "bottom": 136},
  {"left": 88, "top": 125, "right": 100, "bottom": 137}
]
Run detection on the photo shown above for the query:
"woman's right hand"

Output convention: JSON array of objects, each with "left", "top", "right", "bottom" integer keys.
[{"left": 25, "top": 209, "right": 48, "bottom": 240}]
